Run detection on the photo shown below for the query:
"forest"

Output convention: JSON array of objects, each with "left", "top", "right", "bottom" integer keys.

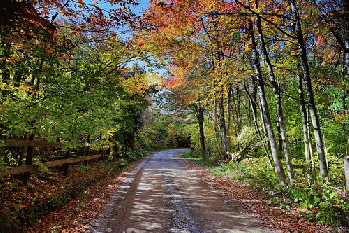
[{"left": 1, "top": 0, "right": 349, "bottom": 231}]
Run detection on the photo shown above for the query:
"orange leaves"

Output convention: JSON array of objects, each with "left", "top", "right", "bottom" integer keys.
[
  {"left": 326, "top": 51, "right": 336, "bottom": 60},
  {"left": 165, "top": 66, "right": 186, "bottom": 87},
  {"left": 333, "top": 113, "right": 347, "bottom": 122}
]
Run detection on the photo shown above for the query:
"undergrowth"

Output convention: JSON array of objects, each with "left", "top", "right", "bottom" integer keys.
[{"left": 181, "top": 150, "right": 349, "bottom": 229}]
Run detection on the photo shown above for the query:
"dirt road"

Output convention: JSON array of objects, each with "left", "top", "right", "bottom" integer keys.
[{"left": 88, "top": 149, "right": 275, "bottom": 233}]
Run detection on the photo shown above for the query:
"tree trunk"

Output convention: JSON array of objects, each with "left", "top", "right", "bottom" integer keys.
[
  {"left": 62, "top": 151, "right": 70, "bottom": 177},
  {"left": 195, "top": 105, "right": 206, "bottom": 154},
  {"left": 244, "top": 80, "right": 259, "bottom": 133},
  {"left": 298, "top": 73, "right": 315, "bottom": 177},
  {"left": 249, "top": 20, "right": 287, "bottom": 185},
  {"left": 213, "top": 81, "right": 222, "bottom": 155},
  {"left": 236, "top": 87, "right": 242, "bottom": 133},
  {"left": 256, "top": 13, "right": 293, "bottom": 182},
  {"left": 232, "top": 87, "right": 239, "bottom": 137},
  {"left": 344, "top": 155, "right": 349, "bottom": 194},
  {"left": 343, "top": 42, "right": 349, "bottom": 193},
  {"left": 291, "top": 0, "right": 328, "bottom": 181},
  {"left": 22, "top": 134, "right": 35, "bottom": 185},
  {"left": 219, "top": 88, "right": 229, "bottom": 158},
  {"left": 227, "top": 85, "right": 232, "bottom": 137},
  {"left": 243, "top": 79, "right": 273, "bottom": 166}
]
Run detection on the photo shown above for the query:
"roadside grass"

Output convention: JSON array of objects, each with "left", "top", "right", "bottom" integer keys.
[{"left": 180, "top": 150, "right": 349, "bottom": 230}]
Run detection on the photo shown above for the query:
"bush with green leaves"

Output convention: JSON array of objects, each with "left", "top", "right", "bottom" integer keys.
[
  {"left": 181, "top": 150, "right": 349, "bottom": 226},
  {"left": 231, "top": 126, "right": 262, "bottom": 161},
  {"left": 288, "top": 183, "right": 348, "bottom": 224}
]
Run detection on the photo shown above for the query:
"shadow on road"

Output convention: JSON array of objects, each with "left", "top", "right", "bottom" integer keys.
[{"left": 88, "top": 149, "right": 274, "bottom": 233}]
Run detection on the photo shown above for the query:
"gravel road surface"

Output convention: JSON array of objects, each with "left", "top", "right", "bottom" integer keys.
[{"left": 88, "top": 149, "right": 275, "bottom": 233}]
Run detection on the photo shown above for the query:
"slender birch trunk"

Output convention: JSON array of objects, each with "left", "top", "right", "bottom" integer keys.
[
  {"left": 243, "top": 79, "right": 273, "bottom": 166},
  {"left": 256, "top": 13, "right": 293, "bottom": 182},
  {"left": 232, "top": 87, "right": 239, "bottom": 137},
  {"left": 290, "top": 0, "right": 328, "bottom": 181},
  {"left": 344, "top": 155, "right": 349, "bottom": 194},
  {"left": 227, "top": 85, "right": 232, "bottom": 133},
  {"left": 249, "top": 20, "right": 287, "bottom": 185},
  {"left": 298, "top": 73, "right": 315, "bottom": 176}
]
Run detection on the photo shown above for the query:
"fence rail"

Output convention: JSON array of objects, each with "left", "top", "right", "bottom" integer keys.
[
  {"left": 1, "top": 154, "right": 102, "bottom": 177},
  {"left": 1, "top": 139, "right": 77, "bottom": 147}
]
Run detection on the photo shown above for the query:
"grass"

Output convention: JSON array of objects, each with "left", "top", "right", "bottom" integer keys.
[{"left": 180, "top": 150, "right": 349, "bottom": 228}]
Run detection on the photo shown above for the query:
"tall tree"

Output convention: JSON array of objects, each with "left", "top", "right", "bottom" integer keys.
[
  {"left": 248, "top": 18, "right": 287, "bottom": 185},
  {"left": 290, "top": 0, "right": 329, "bottom": 181},
  {"left": 254, "top": 0, "right": 293, "bottom": 182}
]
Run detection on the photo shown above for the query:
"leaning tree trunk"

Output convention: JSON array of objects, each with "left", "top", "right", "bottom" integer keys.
[
  {"left": 291, "top": 0, "right": 328, "bottom": 181},
  {"left": 256, "top": 12, "right": 293, "bottom": 182},
  {"left": 249, "top": 20, "right": 287, "bottom": 185},
  {"left": 243, "top": 79, "right": 273, "bottom": 166}
]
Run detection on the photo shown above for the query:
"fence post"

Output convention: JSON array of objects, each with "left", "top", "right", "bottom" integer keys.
[
  {"left": 22, "top": 134, "right": 34, "bottom": 185},
  {"left": 62, "top": 151, "right": 70, "bottom": 177},
  {"left": 85, "top": 135, "right": 90, "bottom": 166}
]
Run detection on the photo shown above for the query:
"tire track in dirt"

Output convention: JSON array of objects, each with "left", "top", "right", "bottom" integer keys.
[{"left": 87, "top": 149, "right": 275, "bottom": 233}]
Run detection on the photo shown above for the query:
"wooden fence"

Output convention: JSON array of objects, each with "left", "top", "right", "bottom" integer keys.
[
  {"left": 1, "top": 138, "right": 109, "bottom": 177},
  {"left": 1, "top": 154, "right": 102, "bottom": 176}
]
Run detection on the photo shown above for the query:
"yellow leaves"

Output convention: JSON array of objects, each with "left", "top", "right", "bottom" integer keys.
[
  {"left": 203, "top": 0, "right": 218, "bottom": 11},
  {"left": 244, "top": 41, "right": 252, "bottom": 52},
  {"left": 122, "top": 73, "right": 149, "bottom": 96},
  {"left": 0, "top": 82, "right": 9, "bottom": 90},
  {"left": 17, "top": 84, "right": 32, "bottom": 93},
  {"left": 0, "top": 82, "right": 41, "bottom": 98}
]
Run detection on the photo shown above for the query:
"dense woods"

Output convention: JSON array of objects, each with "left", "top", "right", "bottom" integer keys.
[
  {"left": 133, "top": 0, "right": 349, "bottom": 226},
  {"left": 0, "top": 0, "right": 152, "bottom": 172},
  {"left": 1, "top": 0, "right": 349, "bottom": 230},
  {"left": 134, "top": 0, "right": 348, "bottom": 185},
  {"left": 0, "top": 0, "right": 156, "bottom": 229}
]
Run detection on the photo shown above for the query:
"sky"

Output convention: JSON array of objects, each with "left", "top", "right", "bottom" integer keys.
[
  {"left": 127, "top": 0, "right": 168, "bottom": 76},
  {"left": 83, "top": 0, "right": 167, "bottom": 76},
  {"left": 135, "top": 0, "right": 151, "bottom": 15}
]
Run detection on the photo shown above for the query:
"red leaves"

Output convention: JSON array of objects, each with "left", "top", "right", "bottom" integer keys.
[
  {"left": 20, "top": 160, "right": 143, "bottom": 232},
  {"left": 316, "top": 36, "right": 323, "bottom": 45}
]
